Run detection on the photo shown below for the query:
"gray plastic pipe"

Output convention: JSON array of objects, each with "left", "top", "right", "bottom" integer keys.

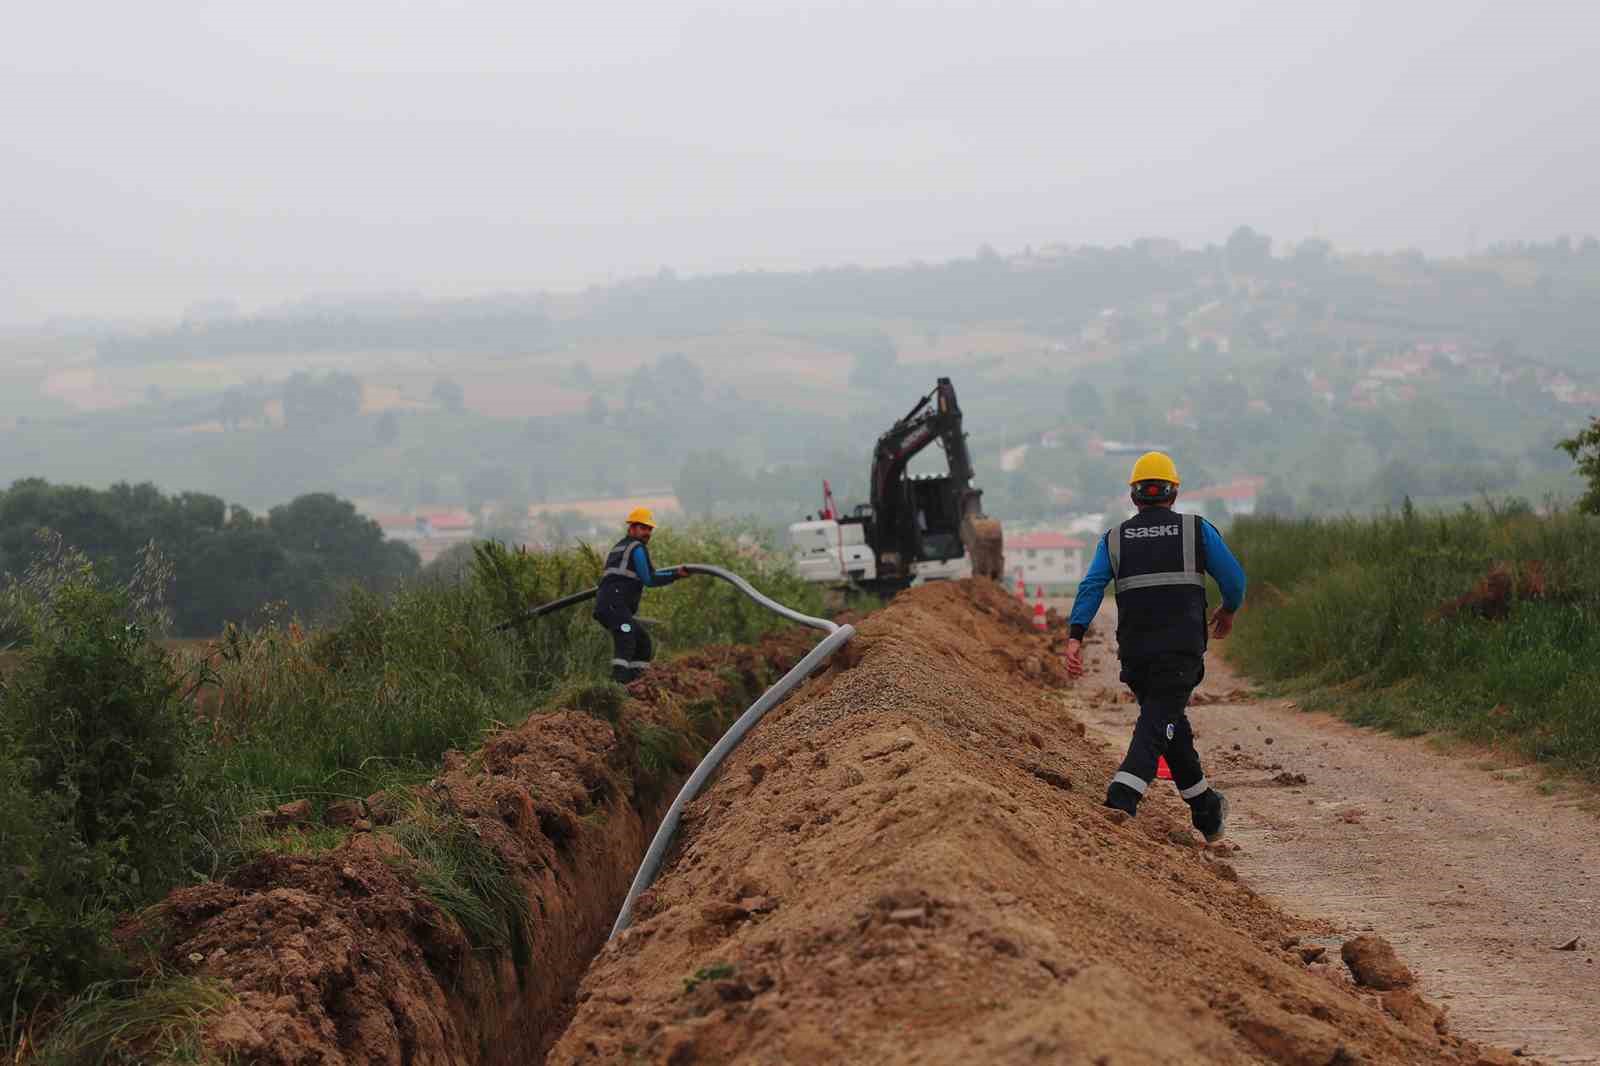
[{"left": 607, "top": 563, "right": 855, "bottom": 938}]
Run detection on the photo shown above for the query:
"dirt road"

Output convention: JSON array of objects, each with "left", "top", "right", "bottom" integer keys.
[{"left": 1066, "top": 604, "right": 1600, "bottom": 1064}]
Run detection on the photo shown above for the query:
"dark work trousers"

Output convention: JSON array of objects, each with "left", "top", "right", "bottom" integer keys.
[
  {"left": 1105, "top": 653, "right": 1221, "bottom": 830},
  {"left": 596, "top": 601, "right": 654, "bottom": 683}
]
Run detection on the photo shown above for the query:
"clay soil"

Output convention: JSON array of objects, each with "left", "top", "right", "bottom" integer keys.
[
  {"left": 550, "top": 582, "right": 1513, "bottom": 1065},
  {"left": 128, "top": 629, "right": 816, "bottom": 1066}
]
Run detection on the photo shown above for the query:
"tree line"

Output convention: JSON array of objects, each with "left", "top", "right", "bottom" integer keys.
[{"left": 0, "top": 480, "right": 418, "bottom": 636}]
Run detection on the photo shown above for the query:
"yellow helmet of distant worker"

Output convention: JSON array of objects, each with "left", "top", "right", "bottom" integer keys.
[
  {"left": 1128, "top": 451, "right": 1181, "bottom": 487},
  {"left": 625, "top": 506, "right": 658, "bottom": 529}
]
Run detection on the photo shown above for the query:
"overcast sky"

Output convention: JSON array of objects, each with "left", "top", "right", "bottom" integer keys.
[{"left": 3, "top": 0, "right": 1598, "bottom": 322}]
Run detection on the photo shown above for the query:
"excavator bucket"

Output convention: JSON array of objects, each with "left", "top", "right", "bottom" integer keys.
[{"left": 962, "top": 516, "right": 1005, "bottom": 581}]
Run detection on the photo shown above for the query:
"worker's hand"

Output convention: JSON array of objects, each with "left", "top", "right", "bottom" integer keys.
[
  {"left": 1065, "top": 638, "right": 1085, "bottom": 678},
  {"left": 1210, "top": 607, "right": 1235, "bottom": 640},
  {"left": 676, "top": 565, "right": 692, "bottom": 578}
]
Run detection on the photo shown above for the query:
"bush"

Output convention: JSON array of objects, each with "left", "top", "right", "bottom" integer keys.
[
  {"left": 5, "top": 522, "right": 822, "bottom": 1043},
  {"left": 0, "top": 541, "right": 207, "bottom": 1024}
]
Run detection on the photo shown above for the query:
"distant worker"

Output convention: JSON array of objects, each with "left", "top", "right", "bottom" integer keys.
[
  {"left": 594, "top": 508, "right": 693, "bottom": 683},
  {"left": 1064, "top": 452, "right": 1246, "bottom": 842}
]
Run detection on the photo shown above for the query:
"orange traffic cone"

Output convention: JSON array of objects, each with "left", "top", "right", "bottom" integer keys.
[
  {"left": 1156, "top": 756, "right": 1173, "bottom": 780},
  {"left": 1033, "top": 594, "right": 1047, "bottom": 631},
  {"left": 1015, "top": 572, "right": 1027, "bottom": 601}
]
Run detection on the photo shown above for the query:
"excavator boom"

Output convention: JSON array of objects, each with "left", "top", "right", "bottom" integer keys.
[
  {"left": 867, "top": 378, "right": 1003, "bottom": 582},
  {"left": 791, "top": 377, "right": 1001, "bottom": 592}
]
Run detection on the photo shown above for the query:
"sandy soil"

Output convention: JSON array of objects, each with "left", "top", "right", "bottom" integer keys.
[
  {"left": 1067, "top": 603, "right": 1600, "bottom": 1064},
  {"left": 550, "top": 581, "right": 1510, "bottom": 1065}
]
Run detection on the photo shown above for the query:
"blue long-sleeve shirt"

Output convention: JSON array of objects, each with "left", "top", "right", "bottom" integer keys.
[
  {"left": 1068, "top": 515, "right": 1245, "bottom": 639},
  {"left": 630, "top": 544, "right": 680, "bottom": 587}
]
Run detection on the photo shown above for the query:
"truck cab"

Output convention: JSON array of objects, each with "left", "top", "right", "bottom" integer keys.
[{"left": 789, "top": 516, "right": 877, "bottom": 584}]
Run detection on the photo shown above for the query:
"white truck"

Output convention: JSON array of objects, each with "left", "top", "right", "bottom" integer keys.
[{"left": 789, "top": 513, "right": 973, "bottom": 588}]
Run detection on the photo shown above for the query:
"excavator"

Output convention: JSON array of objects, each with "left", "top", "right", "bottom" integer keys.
[{"left": 790, "top": 377, "right": 1004, "bottom": 594}]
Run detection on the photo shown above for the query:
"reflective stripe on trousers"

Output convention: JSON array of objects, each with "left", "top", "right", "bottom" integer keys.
[{"left": 1111, "top": 770, "right": 1148, "bottom": 795}]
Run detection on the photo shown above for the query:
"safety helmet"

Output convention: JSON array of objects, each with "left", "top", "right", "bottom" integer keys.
[
  {"left": 1128, "top": 451, "right": 1180, "bottom": 486},
  {"left": 625, "top": 506, "right": 657, "bottom": 529}
]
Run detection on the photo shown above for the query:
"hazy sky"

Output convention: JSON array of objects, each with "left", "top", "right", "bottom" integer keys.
[{"left": 3, "top": 0, "right": 1598, "bottom": 322}]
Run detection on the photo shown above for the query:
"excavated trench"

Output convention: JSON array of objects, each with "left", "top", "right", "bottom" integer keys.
[
  {"left": 138, "top": 582, "right": 1519, "bottom": 1065},
  {"left": 132, "top": 629, "right": 818, "bottom": 1066},
  {"left": 547, "top": 581, "right": 1513, "bottom": 1065}
]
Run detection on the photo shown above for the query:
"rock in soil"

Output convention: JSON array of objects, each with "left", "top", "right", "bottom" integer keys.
[
  {"left": 323, "top": 799, "right": 364, "bottom": 827},
  {"left": 271, "top": 799, "right": 312, "bottom": 827},
  {"left": 1342, "top": 935, "right": 1416, "bottom": 990}
]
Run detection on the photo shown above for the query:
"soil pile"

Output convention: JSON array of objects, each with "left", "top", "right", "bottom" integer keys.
[
  {"left": 550, "top": 580, "right": 1509, "bottom": 1065},
  {"left": 126, "top": 630, "right": 816, "bottom": 1066}
]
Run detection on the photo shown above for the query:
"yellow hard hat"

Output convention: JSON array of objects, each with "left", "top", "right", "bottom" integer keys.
[
  {"left": 625, "top": 506, "right": 657, "bottom": 529},
  {"left": 1128, "top": 451, "right": 1180, "bottom": 486}
]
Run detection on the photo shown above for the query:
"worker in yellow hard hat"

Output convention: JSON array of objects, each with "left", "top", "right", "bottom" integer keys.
[
  {"left": 593, "top": 507, "right": 695, "bottom": 683},
  {"left": 1063, "top": 451, "right": 1247, "bottom": 842}
]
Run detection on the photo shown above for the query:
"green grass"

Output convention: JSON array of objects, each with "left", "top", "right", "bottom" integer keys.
[
  {"left": 383, "top": 809, "right": 532, "bottom": 971},
  {"left": 631, "top": 721, "right": 688, "bottom": 788},
  {"left": 188, "top": 525, "right": 817, "bottom": 819},
  {"left": 26, "top": 976, "right": 234, "bottom": 1066},
  {"left": 548, "top": 678, "right": 628, "bottom": 724},
  {"left": 682, "top": 963, "right": 737, "bottom": 994},
  {"left": 1228, "top": 506, "right": 1600, "bottom": 780}
]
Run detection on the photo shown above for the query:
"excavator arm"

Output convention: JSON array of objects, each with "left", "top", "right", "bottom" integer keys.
[{"left": 867, "top": 378, "right": 1003, "bottom": 581}]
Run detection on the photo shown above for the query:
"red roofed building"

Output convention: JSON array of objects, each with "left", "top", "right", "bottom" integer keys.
[
  {"left": 372, "top": 510, "right": 478, "bottom": 564},
  {"left": 1180, "top": 477, "right": 1265, "bottom": 522},
  {"left": 1004, "top": 530, "right": 1088, "bottom": 589},
  {"left": 418, "top": 510, "right": 476, "bottom": 535},
  {"left": 373, "top": 514, "right": 425, "bottom": 543}
]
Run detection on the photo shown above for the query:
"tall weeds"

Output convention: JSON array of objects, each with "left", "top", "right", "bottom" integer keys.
[
  {"left": 1227, "top": 505, "right": 1600, "bottom": 778},
  {"left": 3, "top": 523, "right": 818, "bottom": 1047}
]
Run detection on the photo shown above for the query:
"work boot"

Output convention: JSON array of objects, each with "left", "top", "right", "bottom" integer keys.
[
  {"left": 1104, "top": 781, "right": 1141, "bottom": 817},
  {"left": 1190, "top": 789, "right": 1229, "bottom": 843}
]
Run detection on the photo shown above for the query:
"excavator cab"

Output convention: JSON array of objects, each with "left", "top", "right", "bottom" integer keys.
[{"left": 907, "top": 477, "right": 963, "bottom": 561}]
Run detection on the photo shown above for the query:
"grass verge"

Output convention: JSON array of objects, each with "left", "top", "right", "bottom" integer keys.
[
  {"left": 384, "top": 807, "right": 534, "bottom": 971},
  {"left": 1226, "top": 505, "right": 1600, "bottom": 781},
  {"left": 24, "top": 976, "right": 233, "bottom": 1066}
]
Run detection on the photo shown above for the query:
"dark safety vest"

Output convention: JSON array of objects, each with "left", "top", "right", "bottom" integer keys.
[
  {"left": 1105, "top": 508, "right": 1208, "bottom": 661},
  {"left": 597, "top": 536, "right": 650, "bottom": 615}
]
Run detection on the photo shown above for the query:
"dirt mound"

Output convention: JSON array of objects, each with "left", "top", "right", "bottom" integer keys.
[
  {"left": 1433, "top": 559, "right": 1552, "bottom": 621},
  {"left": 123, "top": 630, "right": 816, "bottom": 1066},
  {"left": 550, "top": 579, "right": 1506, "bottom": 1065}
]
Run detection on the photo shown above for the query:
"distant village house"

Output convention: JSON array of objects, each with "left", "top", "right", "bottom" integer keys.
[{"left": 1004, "top": 531, "right": 1088, "bottom": 590}]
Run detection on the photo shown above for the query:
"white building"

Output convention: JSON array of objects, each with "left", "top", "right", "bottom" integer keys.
[
  {"left": 1005, "top": 532, "right": 1088, "bottom": 591},
  {"left": 1180, "top": 478, "right": 1264, "bottom": 523}
]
